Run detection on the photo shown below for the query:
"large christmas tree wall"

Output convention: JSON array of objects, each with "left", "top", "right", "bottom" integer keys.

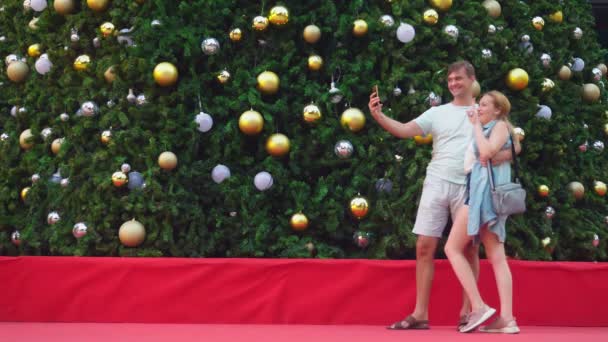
[{"left": 1, "top": 0, "right": 607, "bottom": 260}]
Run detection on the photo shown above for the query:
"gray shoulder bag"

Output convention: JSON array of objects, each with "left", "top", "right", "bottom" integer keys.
[{"left": 487, "top": 135, "right": 527, "bottom": 216}]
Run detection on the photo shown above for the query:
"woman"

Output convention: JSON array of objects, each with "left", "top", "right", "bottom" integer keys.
[{"left": 444, "top": 91, "right": 520, "bottom": 334}]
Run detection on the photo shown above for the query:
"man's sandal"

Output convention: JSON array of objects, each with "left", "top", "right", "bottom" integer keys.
[{"left": 386, "top": 315, "right": 430, "bottom": 330}]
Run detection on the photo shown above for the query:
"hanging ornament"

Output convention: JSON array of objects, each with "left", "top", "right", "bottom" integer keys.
[
  {"left": 80, "top": 101, "right": 99, "bottom": 117},
  {"left": 597, "top": 63, "right": 608, "bottom": 76},
  {"left": 268, "top": 5, "right": 289, "bottom": 25},
  {"left": 229, "top": 28, "right": 242, "bottom": 42},
  {"left": 308, "top": 55, "right": 323, "bottom": 71},
  {"left": 21, "top": 187, "right": 30, "bottom": 201},
  {"left": 506, "top": 68, "right": 529, "bottom": 91},
  {"left": 593, "top": 141, "right": 605, "bottom": 152},
  {"left": 423, "top": 9, "right": 439, "bottom": 25},
  {"left": 541, "top": 237, "right": 551, "bottom": 248},
  {"left": 549, "top": 11, "right": 563, "bottom": 23},
  {"left": 121, "top": 163, "right": 131, "bottom": 173},
  {"left": 558, "top": 65, "right": 572, "bottom": 80},
  {"left": 11, "top": 231, "right": 21, "bottom": 246},
  {"left": 513, "top": 127, "right": 525, "bottom": 142},
  {"left": 29, "top": 17, "right": 40, "bottom": 30},
  {"left": 593, "top": 234, "right": 600, "bottom": 247},
  {"left": 54, "top": 0, "right": 75, "bottom": 15},
  {"left": 103, "top": 65, "right": 116, "bottom": 83},
  {"left": 582, "top": 83, "right": 601, "bottom": 103},
  {"left": 201, "top": 38, "right": 220, "bottom": 55},
  {"left": 50, "top": 171, "right": 62, "bottom": 184},
  {"left": 87, "top": 0, "right": 109, "bottom": 12},
  {"left": 27, "top": 44, "right": 41, "bottom": 57},
  {"left": 7, "top": 61, "right": 29, "bottom": 82},
  {"left": 73, "top": 222, "right": 88, "bottom": 239},
  {"left": 239, "top": 110, "right": 264, "bottom": 135},
  {"left": 545, "top": 206, "right": 556, "bottom": 219},
  {"left": 380, "top": 14, "right": 395, "bottom": 27},
  {"left": 266, "top": 133, "right": 290, "bottom": 157},
  {"left": 127, "top": 172, "right": 145, "bottom": 190},
  {"left": 126, "top": 89, "right": 137, "bottom": 103},
  {"left": 444, "top": 25, "right": 459, "bottom": 39},
  {"left": 573, "top": 27, "right": 583, "bottom": 40},
  {"left": 290, "top": 213, "right": 309, "bottom": 231},
  {"left": 303, "top": 103, "right": 322, "bottom": 124},
  {"left": 329, "top": 81, "right": 343, "bottom": 103},
  {"left": 594, "top": 181, "right": 607, "bottom": 196},
  {"left": 153, "top": 62, "right": 178, "bottom": 87},
  {"left": 353, "top": 19, "right": 368, "bottom": 37},
  {"left": 481, "top": 48, "right": 492, "bottom": 59},
  {"left": 112, "top": 171, "right": 128, "bottom": 187},
  {"left": 158, "top": 151, "right": 178, "bottom": 170},
  {"left": 217, "top": 70, "right": 230, "bottom": 84},
  {"left": 100, "top": 22, "right": 115, "bottom": 37},
  {"left": 254, "top": 171, "right": 273, "bottom": 191},
  {"left": 5, "top": 54, "right": 19, "bottom": 65},
  {"left": 353, "top": 231, "right": 371, "bottom": 248},
  {"left": 568, "top": 181, "right": 585, "bottom": 200},
  {"left": 488, "top": 24, "right": 496, "bottom": 34},
  {"left": 427, "top": 92, "right": 442, "bottom": 106},
  {"left": 414, "top": 134, "right": 433, "bottom": 145},
  {"left": 73, "top": 55, "right": 91, "bottom": 71},
  {"left": 19, "top": 129, "right": 34, "bottom": 150},
  {"left": 256, "top": 71, "right": 280, "bottom": 94},
  {"left": 252, "top": 16, "right": 269, "bottom": 31},
  {"left": 540, "top": 53, "right": 551, "bottom": 68},
  {"left": 429, "top": 0, "right": 452, "bottom": 12},
  {"left": 592, "top": 68, "right": 602, "bottom": 82},
  {"left": 100, "top": 130, "right": 112, "bottom": 145},
  {"left": 35, "top": 54, "right": 52, "bottom": 75},
  {"left": 117, "top": 27, "right": 135, "bottom": 46},
  {"left": 350, "top": 195, "right": 370, "bottom": 219},
  {"left": 118, "top": 220, "right": 146, "bottom": 247},
  {"left": 51, "top": 138, "right": 64, "bottom": 155},
  {"left": 579, "top": 141, "right": 589, "bottom": 152},
  {"left": 340, "top": 108, "right": 366, "bottom": 132},
  {"left": 375, "top": 178, "right": 393, "bottom": 193},
  {"left": 532, "top": 16, "right": 545, "bottom": 30},
  {"left": 536, "top": 105, "right": 552, "bottom": 120},
  {"left": 303, "top": 25, "right": 321, "bottom": 43},
  {"left": 60, "top": 178, "right": 70, "bottom": 188},
  {"left": 396, "top": 22, "right": 416, "bottom": 43},
  {"left": 571, "top": 58, "right": 585, "bottom": 72},
  {"left": 70, "top": 28, "right": 80, "bottom": 42},
  {"left": 0, "top": 133, "right": 9, "bottom": 141},
  {"left": 538, "top": 185, "right": 550, "bottom": 197},
  {"left": 482, "top": 0, "right": 501, "bottom": 18},
  {"left": 541, "top": 79, "right": 555, "bottom": 93},
  {"left": 47, "top": 211, "right": 60, "bottom": 225},
  {"left": 472, "top": 80, "right": 481, "bottom": 98},
  {"left": 334, "top": 140, "right": 354, "bottom": 159},
  {"left": 211, "top": 164, "right": 231, "bottom": 184},
  {"left": 195, "top": 112, "right": 214, "bottom": 132},
  {"left": 32, "top": 174, "right": 41, "bottom": 183},
  {"left": 40, "top": 127, "right": 52, "bottom": 141},
  {"left": 393, "top": 86, "right": 402, "bottom": 96}
]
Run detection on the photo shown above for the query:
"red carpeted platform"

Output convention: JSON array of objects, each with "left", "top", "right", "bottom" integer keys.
[{"left": 1, "top": 257, "right": 607, "bottom": 326}]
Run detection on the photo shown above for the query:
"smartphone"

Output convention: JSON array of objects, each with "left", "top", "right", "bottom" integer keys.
[{"left": 374, "top": 85, "right": 379, "bottom": 96}]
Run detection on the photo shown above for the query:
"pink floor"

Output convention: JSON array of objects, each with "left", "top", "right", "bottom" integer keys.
[{"left": 1, "top": 323, "right": 607, "bottom": 342}]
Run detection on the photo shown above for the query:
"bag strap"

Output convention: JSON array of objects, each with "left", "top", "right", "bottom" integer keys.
[{"left": 488, "top": 134, "right": 519, "bottom": 190}]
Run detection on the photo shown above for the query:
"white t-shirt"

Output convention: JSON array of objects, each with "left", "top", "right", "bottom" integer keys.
[{"left": 413, "top": 103, "right": 473, "bottom": 185}]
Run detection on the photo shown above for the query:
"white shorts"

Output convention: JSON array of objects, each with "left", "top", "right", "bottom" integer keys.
[{"left": 412, "top": 174, "right": 467, "bottom": 238}]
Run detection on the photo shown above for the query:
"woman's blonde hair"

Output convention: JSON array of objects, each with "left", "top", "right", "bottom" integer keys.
[{"left": 482, "top": 90, "right": 519, "bottom": 148}]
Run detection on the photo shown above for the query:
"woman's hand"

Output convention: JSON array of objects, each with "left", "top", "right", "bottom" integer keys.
[
  {"left": 466, "top": 105, "right": 480, "bottom": 125},
  {"left": 368, "top": 88, "right": 383, "bottom": 119}
]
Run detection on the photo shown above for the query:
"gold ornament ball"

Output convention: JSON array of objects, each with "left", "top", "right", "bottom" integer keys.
[
  {"left": 482, "top": 0, "right": 501, "bottom": 18},
  {"left": 28, "top": 44, "right": 41, "bottom": 58},
  {"left": 229, "top": 28, "right": 242, "bottom": 42},
  {"left": 252, "top": 16, "right": 269, "bottom": 31},
  {"left": 158, "top": 151, "right": 178, "bottom": 170},
  {"left": 538, "top": 185, "right": 550, "bottom": 197},
  {"left": 472, "top": 80, "right": 481, "bottom": 98},
  {"left": 549, "top": 10, "right": 563, "bottom": 23},
  {"left": 7, "top": 61, "right": 29, "bottom": 83},
  {"left": 506, "top": 68, "right": 529, "bottom": 91},
  {"left": 414, "top": 134, "right": 433, "bottom": 145},
  {"left": 100, "top": 22, "right": 115, "bottom": 37},
  {"left": 101, "top": 130, "right": 112, "bottom": 144},
  {"left": 513, "top": 127, "right": 525, "bottom": 142},
  {"left": 594, "top": 181, "right": 607, "bottom": 196},
  {"left": 423, "top": 9, "right": 439, "bottom": 25},
  {"left": 558, "top": 65, "right": 572, "bottom": 80},
  {"left": 303, "top": 24, "right": 321, "bottom": 44},
  {"left": 73, "top": 55, "right": 91, "bottom": 71},
  {"left": 290, "top": 213, "right": 309, "bottom": 231},
  {"left": 597, "top": 63, "right": 608, "bottom": 76},
  {"left": 87, "top": 0, "right": 110, "bottom": 12},
  {"left": 54, "top": 0, "right": 75, "bottom": 15},
  {"left": 350, "top": 196, "right": 370, "bottom": 220},
  {"left": 51, "top": 138, "right": 64, "bottom": 155},
  {"left": 541, "top": 78, "right": 555, "bottom": 92},
  {"left": 112, "top": 171, "right": 128, "bottom": 187},
  {"left": 153, "top": 62, "right": 178, "bottom": 87},
  {"left": 19, "top": 129, "right": 34, "bottom": 150},
  {"left": 21, "top": 187, "right": 31, "bottom": 201},
  {"left": 257, "top": 71, "right": 280, "bottom": 95},
  {"left": 268, "top": 6, "right": 289, "bottom": 26},
  {"left": 217, "top": 70, "right": 231, "bottom": 84},
  {"left": 582, "top": 83, "right": 601, "bottom": 103},
  {"left": 353, "top": 19, "right": 368, "bottom": 37},
  {"left": 239, "top": 110, "right": 264, "bottom": 135},
  {"left": 604, "top": 123, "right": 608, "bottom": 135},
  {"left": 308, "top": 55, "right": 323, "bottom": 71},
  {"left": 568, "top": 181, "right": 585, "bottom": 200},
  {"left": 104, "top": 65, "right": 117, "bottom": 83},
  {"left": 340, "top": 108, "right": 366, "bottom": 132},
  {"left": 532, "top": 16, "right": 545, "bottom": 31},
  {"left": 303, "top": 104, "right": 322, "bottom": 124},
  {"left": 119, "top": 219, "right": 146, "bottom": 247},
  {"left": 266, "top": 133, "right": 290, "bottom": 157},
  {"left": 429, "top": 0, "right": 452, "bottom": 12}
]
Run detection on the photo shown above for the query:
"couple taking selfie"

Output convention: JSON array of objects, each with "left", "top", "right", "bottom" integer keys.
[{"left": 368, "top": 61, "right": 521, "bottom": 334}]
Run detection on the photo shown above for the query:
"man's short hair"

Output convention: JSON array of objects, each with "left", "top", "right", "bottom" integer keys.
[{"left": 448, "top": 60, "right": 475, "bottom": 78}]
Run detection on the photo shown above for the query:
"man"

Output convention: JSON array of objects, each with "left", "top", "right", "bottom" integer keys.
[{"left": 368, "top": 61, "right": 517, "bottom": 330}]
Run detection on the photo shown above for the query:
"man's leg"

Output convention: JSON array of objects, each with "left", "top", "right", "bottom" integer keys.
[{"left": 411, "top": 235, "right": 439, "bottom": 320}]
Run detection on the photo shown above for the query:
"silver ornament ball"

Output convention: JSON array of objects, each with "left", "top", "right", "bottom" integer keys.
[
  {"left": 201, "top": 38, "right": 220, "bottom": 55},
  {"left": 334, "top": 140, "right": 354, "bottom": 159}
]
